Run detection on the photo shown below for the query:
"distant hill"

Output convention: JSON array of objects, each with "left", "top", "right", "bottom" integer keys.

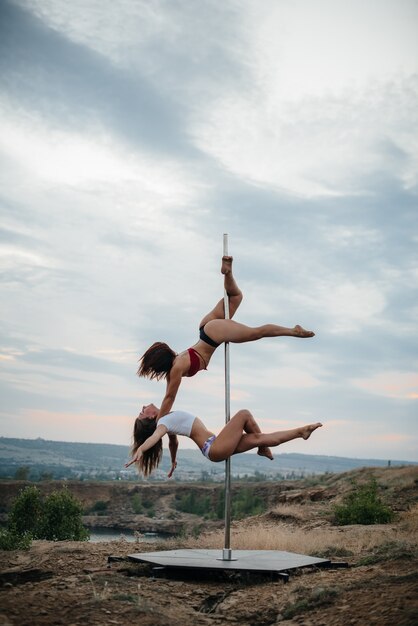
[{"left": 0, "top": 436, "right": 416, "bottom": 482}]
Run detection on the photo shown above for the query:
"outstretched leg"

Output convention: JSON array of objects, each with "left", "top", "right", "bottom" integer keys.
[
  {"left": 203, "top": 318, "right": 315, "bottom": 345},
  {"left": 232, "top": 422, "right": 322, "bottom": 457},
  {"left": 199, "top": 256, "right": 243, "bottom": 328},
  {"left": 209, "top": 409, "right": 322, "bottom": 462}
]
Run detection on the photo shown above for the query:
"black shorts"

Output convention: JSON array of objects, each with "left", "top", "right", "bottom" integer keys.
[{"left": 199, "top": 325, "right": 220, "bottom": 348}]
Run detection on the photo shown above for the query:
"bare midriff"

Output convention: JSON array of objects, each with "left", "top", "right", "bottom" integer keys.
[
  {"left": 190, "top": 416, "right": 215, "bottom": 449},
  {"left": 189, "top": 340, "right": 217, "bottom": 369}
]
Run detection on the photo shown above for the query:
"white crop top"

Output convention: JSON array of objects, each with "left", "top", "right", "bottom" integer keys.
[{"left": 158, "top": 411, "right": 196, "bottom": 437}]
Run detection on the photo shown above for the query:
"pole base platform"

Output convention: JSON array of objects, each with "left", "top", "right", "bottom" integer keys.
[{"left": 128, "top": 548, "right": 332, "bottom": 576}]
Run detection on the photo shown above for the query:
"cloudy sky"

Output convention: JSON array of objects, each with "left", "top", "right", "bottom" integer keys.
[{"left": 1, "top": 0, "right": 417, "bottom": 462}]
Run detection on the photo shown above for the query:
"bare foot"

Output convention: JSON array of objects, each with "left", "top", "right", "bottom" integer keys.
[
  {"left": 221, "top": 255, "right": 233, "bottom": 275},
  {"left": 293, "top": 325, "right": 315, "bottom": 338},
  {"left": 258, "top": 446, "right": 274, "bottom": 460},
  {"left": 301, "top": 422, "right": 322, "bottom": 440}
]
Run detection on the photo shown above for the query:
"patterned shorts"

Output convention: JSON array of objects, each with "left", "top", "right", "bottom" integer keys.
[{"left": 201, "top": 435, "right": 216, "bottom": 460}]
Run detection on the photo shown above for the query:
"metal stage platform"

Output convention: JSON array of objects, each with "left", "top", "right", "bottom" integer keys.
[{"left": 128, "top": 549, "right": 333, "bottom": 580}]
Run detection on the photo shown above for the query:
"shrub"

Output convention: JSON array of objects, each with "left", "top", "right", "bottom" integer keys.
[
  {"left": 131, "top": 494, "right": 144, "bottom": 514},
  {"left": 38, "top": 472, "right": 54, "bottom": 481},
  {"left": 175, "top": 491, "right": 212, "bottom": 517},
  {"left": 216, "top": 488, "right": 266, "bottom": 520},
  {"left": 7, "top": 485, "right": 43, "bottom": 536},
  {"left": 38, "top": 488, "right": 89, "bottom": 541},
  {"left": 332, "top": 478, "right": 394, "bottom": 525},
  {"left": 0, "top": 528, "right": 32, "bottom": 551},
  {"left": 14, "top": 466, "right": 30, "bottom": 480},
  {"left": 232, "top": 488, "right": 265, "bottom": 519},
  {"left": 175, "top": 487, "right": 266, "bottom": 520},
  {"left": 91, "top": 500, "right": 109, "bottom": 514},
  {"left": 2, "top": 485, "right": 89, "bottom": 550}
]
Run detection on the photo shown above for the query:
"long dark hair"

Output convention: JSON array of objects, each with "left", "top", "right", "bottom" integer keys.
[
  {"left": 137, "top": 342, "right": 176, "bottom": 381},
  {"left": 131, "top": 417, "right": 163, "bottom": 477}
]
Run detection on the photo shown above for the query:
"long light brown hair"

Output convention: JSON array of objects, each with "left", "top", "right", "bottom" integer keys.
[
  {"left": 131, "top": 417, "right": 163, "bottom": 477},
  {"left": 137, "top": 342, "right": 176, "bottom": 381}
]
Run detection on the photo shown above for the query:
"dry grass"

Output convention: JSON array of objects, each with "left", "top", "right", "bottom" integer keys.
[
  {"left": 370, "top": 466, "right": 418, "bottom": 489},
  {"left": 316, "top": 465, "right": 418, "bottom": 492},
  {"left": 268, "top": 503, "right": 308, "bottom": 520},
  {"left": 149, "top": 470, "right": 418, "bottom": 563},
  {"left": 169, "top": 504, "right": 418, "bottom": 559},
  {"left": 398, "top": 503, "right": 418, "bottom": 534}
]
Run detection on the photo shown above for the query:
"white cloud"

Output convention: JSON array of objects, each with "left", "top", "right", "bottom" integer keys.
[
  {"left": 0, "top": 246, "right": 53, "bottom": 271},
  {"left": 246, "top": 0, "right": 418, "bottom": 101},
  {"left": 321, "top": 226, "right": 383, "bottom": 249},
  {"left": 17, "top": 0, "right": 159, "bottom": 67},
  {"left": 352, "top": 371, "right": 418, "bottom": 399},
  {"left": 15, "top": 1, "right": 418, "bottom": 198},
  {"left": 192, "top": 78, "right": 418, "bottom": 197},
  {"left": 189, "top": 1, "right": 418, "bottom": 196},
  {"left": 0, "top": 101, "right": 193, "bottom": 200},
  {"left": 315, "top": 280, "right": 387, "bottom": 333}
]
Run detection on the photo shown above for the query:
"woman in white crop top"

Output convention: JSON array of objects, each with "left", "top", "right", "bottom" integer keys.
[{"left": 125, "top": 403, "right": 322, "bottom": 478}]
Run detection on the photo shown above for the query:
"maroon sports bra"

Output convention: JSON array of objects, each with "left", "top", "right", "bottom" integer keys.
[{"left": 187, "top": 348, "right": 206, "bottom": 377}]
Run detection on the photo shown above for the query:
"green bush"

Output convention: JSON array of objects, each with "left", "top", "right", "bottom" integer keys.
[
  {"left": 91, "top": 500, "right": 109, "bottom": 514},
  {"left": 175, "top": 491, "right": 212, "bottom": 517},
  {"left": 14, "top": 466, "right": 30, "bottom": 480},
  {"left": 37, "top": 489, "right": 89, "bottom": 541},
  {"left": 175, "top": 487, "right": 266, "bottom": 520},
  {"left": 232, "top": 488, "right": 265, "bottom": 519},
  {"left": 2, "top": 485, "right": 89, "bottom": 550},
  {"left": 0, "top": 528, "right": 32, "bottom": 551},
  {"left": 332, "top": 478, "right": 394, "bottom": 526},
  {"left": 146, "top": 506, "right": 155, "bottom": 518},
  {"left": 7, "top": 485, "right": 43, "bottom": 536},
  {"left": 131, "top": 493, "right": 156, "bottom": 516},
  {"left": 38, "top": 472, "right": 54, "bottom": 481},
  {"left": 216, "top": 488, "right": 266, "bottom": 520},
  {"left": 131, "top": 494, "right": 144, "bottom": 514}
]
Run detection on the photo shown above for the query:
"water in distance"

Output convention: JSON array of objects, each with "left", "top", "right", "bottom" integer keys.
[{"left": 89, "top": 528, "right": 163, "bottom": 543}]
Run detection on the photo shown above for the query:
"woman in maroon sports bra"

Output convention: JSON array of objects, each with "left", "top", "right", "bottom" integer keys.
[{"left": 138, "top": 256, "right": 315, "bottom": 457}]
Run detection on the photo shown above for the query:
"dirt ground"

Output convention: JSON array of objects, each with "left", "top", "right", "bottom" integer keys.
[
  {"left": 1, "top": 467, "right": 418, "bottom": 626},
  {"left": 0, "top": 533, "right": 417, "bottom": 625}
]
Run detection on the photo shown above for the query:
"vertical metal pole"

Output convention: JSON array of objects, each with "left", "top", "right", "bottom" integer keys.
[{"left": 222, "top": 233, "right": 232, "bottom": 561}]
